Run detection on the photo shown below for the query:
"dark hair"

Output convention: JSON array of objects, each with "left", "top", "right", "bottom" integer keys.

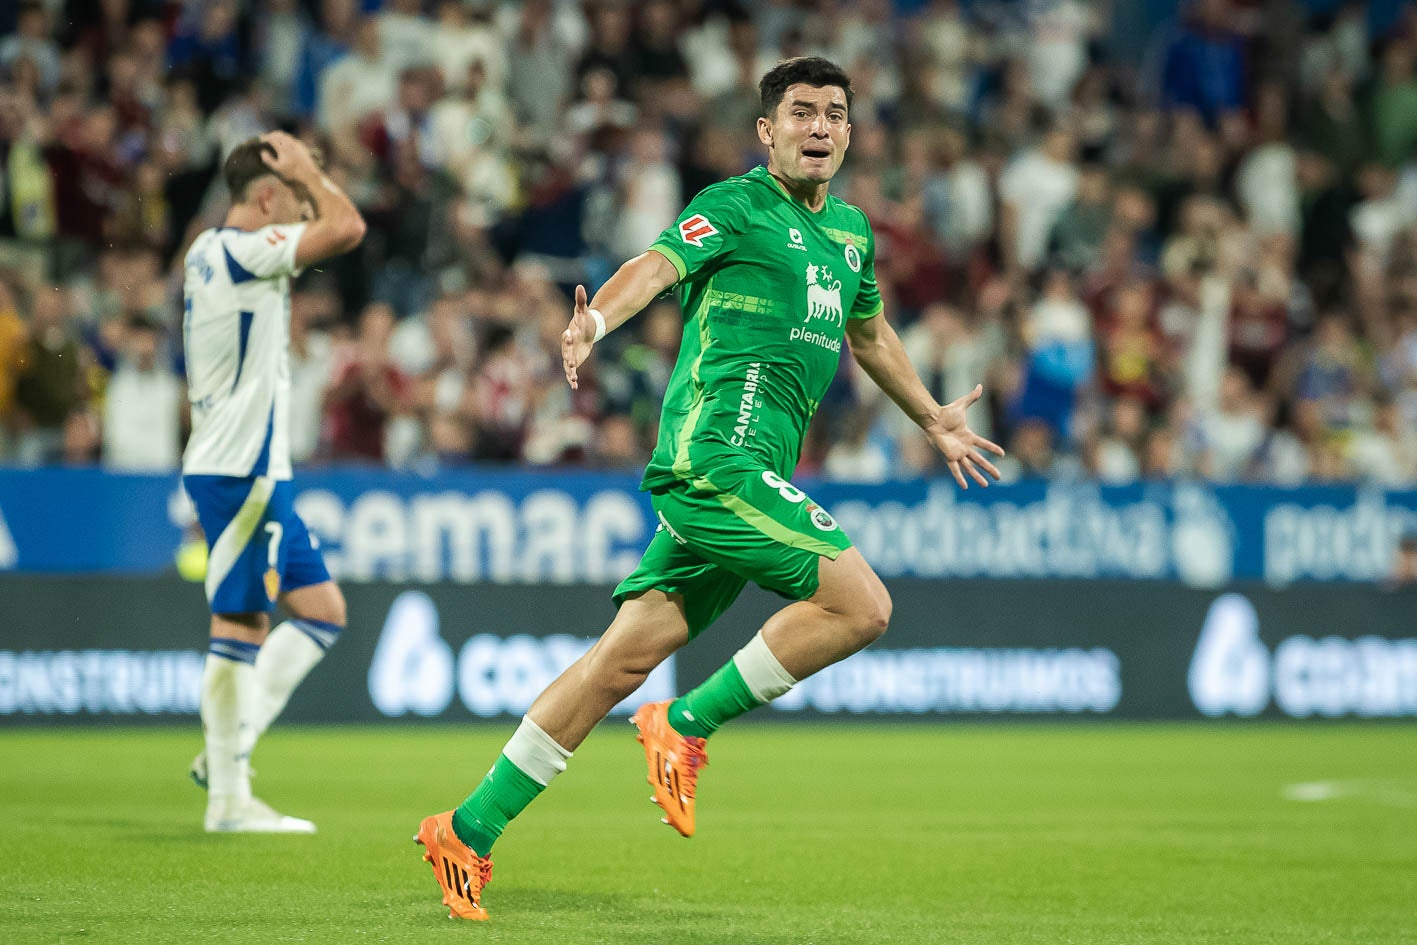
[
  {"left": 124, "top": 311, "right": 161, "bottom": 334},
  {"left": 223, "top": 137, "right": 278, "bottom": 202},
  {"left": 759, "top": 56, "right": 853, "bottom": 119}
]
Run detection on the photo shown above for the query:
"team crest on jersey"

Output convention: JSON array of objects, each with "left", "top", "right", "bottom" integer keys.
[
  {"left": 806, "top": 502, "right": 838, "bottom": 531},
  {"left": 844, "top": 242, "right": 862, "bottom": 272},
  {"left": 804, "top": 264, "right": 844, "bottom": 326},
  {"left": 679, "top": 214, "right": 718, "bottom": 247}
]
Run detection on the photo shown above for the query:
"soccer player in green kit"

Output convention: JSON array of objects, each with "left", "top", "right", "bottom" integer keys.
[{"left": 416, "top": 57, "right": 1004, "bottom": 919}]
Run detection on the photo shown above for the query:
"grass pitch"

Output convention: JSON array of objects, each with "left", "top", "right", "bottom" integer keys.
[{"left": 1, "top": 723, "right": 1414, "bottom": 945}]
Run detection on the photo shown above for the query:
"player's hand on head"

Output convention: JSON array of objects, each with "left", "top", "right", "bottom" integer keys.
[
  {"left": 928, "top": 384, "right": 1006, "bottom": 490},
  {"left": 260, "top": 130, "right": 317, "bottom": 179},
  {"left": 561, "top": 284, "right": 598, "bottom": 390}
]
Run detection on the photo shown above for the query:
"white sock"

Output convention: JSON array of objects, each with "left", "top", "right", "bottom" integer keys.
[
  {"left": 732, "top": 631, "right": 798, "bottom": 703},
  {"left": 245, "top": 619, "right": 339, "bottom": 753},
  {"left": 502, "top": 716, "right": 573, "bottom": 786},
  {"left": 202, "top": 638, "right": 260, "bottom": 804}
]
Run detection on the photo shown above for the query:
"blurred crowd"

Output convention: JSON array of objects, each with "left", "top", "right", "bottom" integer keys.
[{"left": 1, "top": 0, "right": 1417, "bottom": 485}]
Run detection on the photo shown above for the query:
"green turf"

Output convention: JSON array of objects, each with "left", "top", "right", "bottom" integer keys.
[{"left": 2, "top": 723, "right": 1415, "bottom": 945}]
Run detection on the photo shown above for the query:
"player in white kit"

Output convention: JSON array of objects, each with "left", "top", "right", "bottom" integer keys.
[{"left": 181, "top": 132, "right": 366, "bottom": 832}]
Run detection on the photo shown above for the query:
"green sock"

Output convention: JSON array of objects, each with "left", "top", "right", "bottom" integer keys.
[
  {"left": 450, "top": 754, "right": 545, "bottom": 856},
  {"left": 668, "top": 659, "right": 762, "bottom": 739}
]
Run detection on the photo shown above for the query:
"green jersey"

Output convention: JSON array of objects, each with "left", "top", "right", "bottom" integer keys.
[{"left": 642, "top": 165, "right": 883, "bottom": 491}]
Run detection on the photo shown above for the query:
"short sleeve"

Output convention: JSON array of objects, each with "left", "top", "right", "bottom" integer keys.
[
  {"left": 220, "top": 223, "right": 309, "bottom": 281},
  {"left": 849, "top": 216, "right": 883, "bottom": 320},
  {"left": 648, "top": 183, "right": 752, "bottom": 283}
]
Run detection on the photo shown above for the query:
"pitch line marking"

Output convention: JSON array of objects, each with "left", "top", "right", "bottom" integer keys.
[{"left": 1283, "top": 780, "right": 1417, "bottom": 808}]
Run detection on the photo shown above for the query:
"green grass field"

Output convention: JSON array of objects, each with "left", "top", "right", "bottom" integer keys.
[{"left": 2, "top": 723, "right": 1415, "bottom": 945}]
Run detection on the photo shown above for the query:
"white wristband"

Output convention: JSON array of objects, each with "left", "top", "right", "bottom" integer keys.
[{"left": 589, "top": 308, "right": 607, "bottom": 343}]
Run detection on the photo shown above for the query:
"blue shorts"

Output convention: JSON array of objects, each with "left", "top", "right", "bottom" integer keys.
[{"left": 183, "top": 475, "right": 331, "bottom": 615}]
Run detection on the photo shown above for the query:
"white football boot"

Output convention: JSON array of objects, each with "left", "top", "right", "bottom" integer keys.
[{"left": 205, "top": 796, "right": 316, "bottom": 834}]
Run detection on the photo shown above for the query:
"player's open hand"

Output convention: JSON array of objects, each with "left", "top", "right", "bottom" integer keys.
[
  {"left": 561, "top": 284, "right": 597, "bottom": 390},
  {"left": 925, "top": 384, "right": 1005, "bottom": 489},
  {"left": 260, "top": 130, "right": 318, "bottom": 181}
]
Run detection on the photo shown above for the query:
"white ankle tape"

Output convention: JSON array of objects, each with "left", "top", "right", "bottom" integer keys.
[
  {"left": 732, "top": 632, "right": 798, "bottom": 703},
  {"left": 502, "top": 716, "right": 573, "bottom": 786}
]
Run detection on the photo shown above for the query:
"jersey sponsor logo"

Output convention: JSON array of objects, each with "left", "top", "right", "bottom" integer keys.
[
  {"left": 678, "top": 214, "right": 718, "bottom": 247},
  {"left": 787, "top": 227, "right": 806, "bottom": 251},
  {"left": 806, "top": 502, "right": 838, "bottom": 531},
  {"left": 265, "top": 228, "right": 289, "bottom": 247},
  {"left": 804, "top": 264, "right": 844, "bottom": 326},
  {"left": 844, "top": 243, "right": 862, "bottom": 272},
  {"left": 730, "top": 362, "right": 762, "bottom": 447},
  {"left": 788, "top": 326, "right": 842, "bottom": 352}
]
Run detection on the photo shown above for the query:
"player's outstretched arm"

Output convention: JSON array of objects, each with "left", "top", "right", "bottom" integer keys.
[
  {"left": 562, "top": 250, "right": 679, "bottom": 389},
  {"left": 260, "top": 131, "right": 367, "bottom": 268},
  {"left": 844, "top": 313, "right": 1005, "bottom": 489}
]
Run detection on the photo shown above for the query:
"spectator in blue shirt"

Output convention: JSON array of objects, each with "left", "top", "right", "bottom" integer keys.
[
  {"left": 1159, "top": 0, "right": 1248, "bottom": 126},
  {"left": 293, "top": 0, "right": 360, "bottom": 121}
]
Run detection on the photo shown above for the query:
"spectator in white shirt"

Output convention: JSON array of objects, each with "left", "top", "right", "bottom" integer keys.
[
  {"left": 612, "top": 127, "right": 682, "bottom": 263},
  {"left": 379, "top": 0, "right": 438, "bottom": 73},
  {"left": 1026, "top": 0, "right": 1095, "bottom": 111},
  {"left": 1201, "top": 366, "right": 1267, "bottom": 481},
  {"left": 317, "top": 17, "right": 398, "bottom": 138},
  {"left": 428, "top": 58, "right": 516, "bottom": 215},
  {"left": 924, "top": 127, "right": 993, "bottom": 262},
  {"left": 823, "top": 405, "right": 892, "bottom": 483},
  {"left": 431, "top": 0, "right": 505, "bottom": 94},
  {"left": 1094, "top": 396, "right": 1147, "bottom": 484},
  {"left": 999, "top": 126, "right": 1079, "bottom": 272},
  {"left": 1350, "top": 397, "right": 1417, "bottom": 486},
  {"left": 102, "top": 317, "right": 184, "bottom": 472},
  {"left": 288, "top": 291, "right": 336, "bottom": 466}
]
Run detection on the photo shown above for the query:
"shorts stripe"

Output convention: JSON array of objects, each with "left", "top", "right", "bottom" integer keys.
[
  {"left": 713, "top": 491, "right": 843, "bottom": 558},
  {"left": 693, "top": 474, "right": 843, "bottom": 559},
  {"left": 204, "top": 476, "right": 276, "bottom": 604}
]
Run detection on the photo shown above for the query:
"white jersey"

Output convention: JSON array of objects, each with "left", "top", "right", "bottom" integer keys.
[{"left": 181, "top": 223, "right": 308, "bottom": 480}]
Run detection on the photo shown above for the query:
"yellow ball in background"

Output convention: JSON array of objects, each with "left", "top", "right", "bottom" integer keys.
[{"left": 175, "top": 538, "right": 208, "bottom": 583}]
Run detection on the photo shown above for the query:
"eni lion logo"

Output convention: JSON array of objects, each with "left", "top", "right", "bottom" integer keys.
[{"left": 805, "top": 264, "right": 843, "bottom": 326}]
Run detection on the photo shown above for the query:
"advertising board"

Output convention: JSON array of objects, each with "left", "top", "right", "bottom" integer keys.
[{"left": 4, "top": 577, "right": 1413, "bottom": 723}]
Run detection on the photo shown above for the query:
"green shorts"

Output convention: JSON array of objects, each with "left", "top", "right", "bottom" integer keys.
[{"left": 613, "top": 465, "right": 854, "bottom": 638}]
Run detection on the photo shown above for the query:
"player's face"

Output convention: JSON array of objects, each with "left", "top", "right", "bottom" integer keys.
[{"left": 758, "top": 83, "right": 851, "bottom": 187}]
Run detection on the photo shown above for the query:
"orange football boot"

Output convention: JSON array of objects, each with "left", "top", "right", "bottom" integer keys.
[
  {"left": 414, "top": 811, "right": 493, "bottom": 920},
  {"left": 631, "top": 700, "right": 709, "bottom": 837}
]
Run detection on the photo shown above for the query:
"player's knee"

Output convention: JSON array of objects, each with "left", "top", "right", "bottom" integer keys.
[
  {"left": 857, "top": 585, "right": 891, "bottom": 644},
  {"left": 290, "top": 584, "right": 346, "bottom": 629},
  {"left": 840, "top": 579, "right": 890, "bottom": 648},
  {"left": 323, "top": 590, "right": 348, "bottom": 629}
]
